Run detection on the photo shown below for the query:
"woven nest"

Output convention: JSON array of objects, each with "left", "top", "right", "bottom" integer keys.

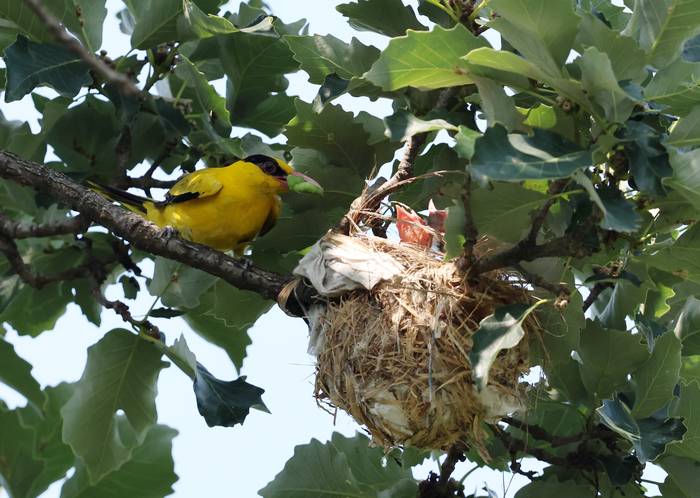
[{"left": 300, "top": 235, "right": 541, "bottom": 454}]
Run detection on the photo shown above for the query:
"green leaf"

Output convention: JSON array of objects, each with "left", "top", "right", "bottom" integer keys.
[
  {"left": 470, "top": 126, "right": 592, "bottom": 182},
  {"left": 444, "top": 200, "right": 465, "bottom": 259},
  {"left": 0, "top": 406, "right": 44, "bottom": 498},
  {"left": 454, "top": 125, "right": 479, "bottom": 160},
  {"left": 364, "top": 24, "right": 486, "bottom": 91},
  {"left": 472, "top": 77, "right": 525, "bottom": 131},
  {"left": 384, "top": 110, "right": 457, "bottom": 142},
  {"left": 217, "top": 30, "right": 298, "bottom": 120},
  {"left": 336, "top": 0, "right": 426, "bottom": 37},
  {"left": 229, "top": 93, "right": 293, "bottom": 137},
  {"left": 668, "top": 105, "right": 700, "bottom": 147},
  {"left": 174, "top": 55, "right": 231, "bottom": 127},
  {"left": 285, "top": 99, "right": 393, "bottom": 177},
  {"left": 193, "top": 364, "right": 266, "bottom": 427},
  {"left": 667, "top": 149, "right": 700, "bottom": 213},
  {"left": 624, "top": 0, "right": 700, "bottom": 68},
  {"left": 579, "top": 47, "right": 637, "bottom": 124},
  {"left": 588, "top": 262, "right": 650, "bottom": 328},
  {"left": 60, "top": 424, "right": 178, "bottom": 498},
  {"left": 259, "top": 432, "right": 417, "bottom": 498},
  {"left": 0, "top": 283, "right": 72, "bottom": 337},
  {"left": 0, "top": 0, "right": 106, "bottom": 50},
  {"left": 660, "top": 456, "right": 700, "bottom": 497},
  {"left": 673, "top": 296, "right": 700, "bottom": 355},
  {"left": 147, "top": 257, "right": 217, "bottom": 309},
  {"left": 622, "top": 121, "right": 672, "bottom": 197},
  {"left": 469, "top": 303, "right": 533, "bottom": 390},
  {"left": 490, "top": 0, "right": 580, "bottom": 68},
  {"left": 183, "top": 281, "right": 272, "bottom": 371},
  {"left": 684, "top": 33, "right": 700, "bottom": 61},
  {"left": 515, "top": 479, "right": 593, "bottom": 498},
  {"left": 645, "top": 59, "right": 700, "bottom": 116},
  {"left": 681, "top": 355, "right": 700, "bottom": 385},
  {"left": 598, "top": 398, "right": 686, "bottom": 463},
  {"left": 18, "top": 383, "right": 75, "bottom": 498},
  {"left": 462, "top": 47, "right": 589, "bottom": 112},
  {"left": 576, "top": 13, "right": 647, "bottom": 81},
  {"left": 46, "top": 96, "right": 121, "bottom": 175},
  {"left": 0, "top": 336, "right": 43, "bottom": 408},
  {"left": 531, "top": 294, "right": 590, "bottom": 403},
  {"left": 646, "top": 225, "right": 700, "bottom": 285},
  {"left": 130, "top": 0, "right": 180, "bottom": 48},
  {"left": 574, "top": 172, "right": 643, "bottom": 233},
  {"left": 3, "top": 36, "right": 90, "bottom": 102},
  {"left": 179, "top": 0, "right": 239, "bottom": 39},
  {"left": 577, "top": 320, "right": 649, "bottom": 399},
  {"left": 632, "top": 332, "right": 682, "bottom": 418},
  {"left": 669, "top": 382, "right": 700, "bottom": 461},
  {"left": 61, "top": 329, "right": 168, "bottom": 483},
  {"left": 471, "top": 183, "right": 548, "bottom": 243},
  {"left": 284, "top": 34, "right": 379, "bottom": 84}
]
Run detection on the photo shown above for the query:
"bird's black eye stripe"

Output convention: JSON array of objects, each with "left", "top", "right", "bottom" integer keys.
[{"left": 245, "top": 154, "right": 287, "bottom": 177}]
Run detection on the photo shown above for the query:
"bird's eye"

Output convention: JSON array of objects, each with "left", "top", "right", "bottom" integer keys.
[{"left": 263, "top": 161, "right": 278, "bottom": 175}]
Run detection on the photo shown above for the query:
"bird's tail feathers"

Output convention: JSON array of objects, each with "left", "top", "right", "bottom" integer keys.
[{"left": 87, "top": 181, "right": 151, "bottom": 214}]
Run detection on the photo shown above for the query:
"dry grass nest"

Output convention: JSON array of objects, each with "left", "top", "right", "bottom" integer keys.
[{"left": 308, "top": 235, "right": 542, "bottom": 454}]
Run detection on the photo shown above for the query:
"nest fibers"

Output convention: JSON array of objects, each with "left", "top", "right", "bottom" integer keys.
[{"left": 292, "top": 233, "right": 540, "bottom": 453}]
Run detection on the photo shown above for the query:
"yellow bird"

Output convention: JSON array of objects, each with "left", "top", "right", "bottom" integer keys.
[{"left": 91, "top": 154, "right": 320, "bottom": 253}]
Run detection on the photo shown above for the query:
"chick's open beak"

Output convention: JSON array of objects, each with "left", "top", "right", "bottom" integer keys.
[{"left": 285, "top": 170, "right": 324, "bottom": 195}]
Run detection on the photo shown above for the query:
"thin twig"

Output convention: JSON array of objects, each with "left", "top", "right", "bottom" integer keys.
[
  {"left": 22, "top": 0, "right": 141, "bottom": 97},
  {"left": 0, "top": 234, "right": 115, "bottom": 289}
]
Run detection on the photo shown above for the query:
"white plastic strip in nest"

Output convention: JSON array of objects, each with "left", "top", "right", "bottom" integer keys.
[{"left": 293, "top": 233, "right": 404, "bottom": 297}]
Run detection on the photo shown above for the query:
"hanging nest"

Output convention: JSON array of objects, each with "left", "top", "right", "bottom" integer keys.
[{"left": 291, "top": 233, "right": 541, "bottom": 454}]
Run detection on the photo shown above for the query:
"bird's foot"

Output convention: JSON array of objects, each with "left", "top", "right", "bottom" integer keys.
[
  {"left": 161, "top": 225, "right": 181, "bottom": 239},
  {"left": 238, "top": 256, "right": 254, "bottom": 271}
]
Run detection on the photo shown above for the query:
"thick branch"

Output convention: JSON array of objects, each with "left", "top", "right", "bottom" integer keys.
[
  {"left": 582, "top": 282, "right": 613, "bottom": 312},
  {"left": 0, "top": 212, "right": 89, "bottom": 238},
  {"left": 0, "top": 151, "right": 290, "bottom": 302},
  {"left": 473, "top": 233, "right": 588, "bottom": 274},
  {"left": 23, "top": 0, "right": 141, "bottom": 97}
]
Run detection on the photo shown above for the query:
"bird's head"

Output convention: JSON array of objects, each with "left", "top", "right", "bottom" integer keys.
[{"left": 245, "top": 154, "right": 322, "bottom": 195}]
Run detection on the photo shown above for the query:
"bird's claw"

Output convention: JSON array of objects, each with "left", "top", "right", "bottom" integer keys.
[
  {"left": 239, "top": 257, "right": 253, "bottom": 271},
  {"left": 161, "top": 226, "right": 180, "bottom": 239}
]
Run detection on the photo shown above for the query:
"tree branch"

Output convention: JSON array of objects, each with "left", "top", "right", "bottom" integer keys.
[
  {"left": 0, "top": 151, "right": 291, "bottom": 302},
  {"left": 0, "top": 212, "right": 89, "bottom": 238},
  {"left": 22, "top": 0, "right": 141, "bottom": 97},
  {"left": 338, "top": 133, "right": 427, "bottom": 234}
]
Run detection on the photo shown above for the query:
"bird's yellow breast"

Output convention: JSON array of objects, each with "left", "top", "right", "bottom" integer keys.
[{"left": 145, "top": 163, "right": 282, "bottom": 252}]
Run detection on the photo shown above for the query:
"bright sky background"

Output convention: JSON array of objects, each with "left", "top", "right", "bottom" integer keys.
[{"left": 0, "top": 1, "right": 665, "bottom": 497}]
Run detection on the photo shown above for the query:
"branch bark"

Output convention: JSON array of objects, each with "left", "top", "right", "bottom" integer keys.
[
  {"left": 0, "top": 151, "right": 291, "bottom": 302},
  {"left": 23, "top": 0, "right": 141, "bottom": 97}
]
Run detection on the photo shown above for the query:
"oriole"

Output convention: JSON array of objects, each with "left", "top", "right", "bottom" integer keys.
[{"left": 91, "top": 155, "right": 320, "bottom": 253}]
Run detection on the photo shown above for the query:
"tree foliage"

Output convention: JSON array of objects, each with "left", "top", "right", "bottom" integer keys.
[{"left": 1, "top": 0, "right": 700, "bottom": 496}]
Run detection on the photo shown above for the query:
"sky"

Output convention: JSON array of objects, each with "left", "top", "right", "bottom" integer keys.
[{"left": 0, "top": 0, "right": 665, "bottom": 497}]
